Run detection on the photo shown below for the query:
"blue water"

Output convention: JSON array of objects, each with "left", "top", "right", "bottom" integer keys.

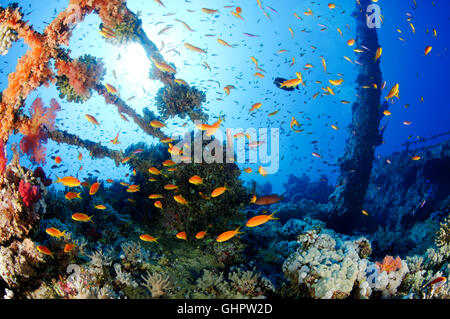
[{"left": 0, "top": 0, "right": 448, "bottom": 194}]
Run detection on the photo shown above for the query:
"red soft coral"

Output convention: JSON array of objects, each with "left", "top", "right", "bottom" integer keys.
[
  {"left": 375, "top": 256, "right": 402, "bottom": 273},
  {"left": 18, "top": 180, "right": 41, "bottom": 207},
  {"left": 0, "top": 140, "right": 7, "bottom": 175},
  {"left": 19, "top": 98, "right": 61, "bottom": 164}
]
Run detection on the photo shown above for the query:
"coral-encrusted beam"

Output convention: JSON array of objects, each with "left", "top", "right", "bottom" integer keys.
[
  {"left": 47, "top": 129, "right": 124, "bottom": 166},
  {"left": 95, "top": 84, "right": 169, "bottom": 140}
]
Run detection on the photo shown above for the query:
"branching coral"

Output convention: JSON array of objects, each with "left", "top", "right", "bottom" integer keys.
[
  {"left": 436, "top": 215, "right": 450, "bottom": 248},
  {"left": 141, "top": 271, "right": 172, "bottom": 298},
  {"left": 18, "top": 98, "right": 60, "bottom": 164}
]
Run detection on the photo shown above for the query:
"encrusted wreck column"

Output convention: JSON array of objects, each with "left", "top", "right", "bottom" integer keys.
[{"left": 328, "top": 0, "right": 384, "bottom": 233}]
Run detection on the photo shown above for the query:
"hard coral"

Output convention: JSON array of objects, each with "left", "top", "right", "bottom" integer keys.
[
  {"left": 18, "top": 180, "right": 41, "bottom": 207},
  {"left": 19, "top": 98, "right": 60, "bottom": 164},
  {"left": 375, "top": 256, "right": 403, "bottom": 273},
  {"left": 436, "top": 214, "right": 450, "bottom": 248}
]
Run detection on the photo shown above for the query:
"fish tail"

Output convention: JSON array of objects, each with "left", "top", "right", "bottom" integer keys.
[
  {"left": 235, "top": 226, "right": 243, "bottom": 234},
  {"left": 77, "top": 192, "right": 82, "bottom": 199},
  {"left": 55, "top": 175, "right": 61, "bottom": 183},
  {"left": 88, "top": 215, "right": 94, "bottom": 223},
  {"left": 270, "top": 211, "right": 279, "bottom": 220}
]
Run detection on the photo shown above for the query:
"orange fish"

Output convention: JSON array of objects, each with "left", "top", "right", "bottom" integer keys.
[
  {"left": 140, "top": 234, "right": 159, "bottom": 243},
  {"left": 176, "top": 231, "right": 187, "bottom": 240},
  {"left": 312, "top": 152, "right": 322, "bottom": 158},
  {"left": 164, "top": 184, "right": 178, "bottom": 191},
  {"left": 64, "top": 243, "right": 77, "bottom": 253},
  {"left": 85, "top": 114, "right": 100, "bottom": 126},
  {"left": 106, "top": 179, "right": 115, "bottom": 183},
  {"left": 424, "top": 46, "right": 432, "bottom": 56},
  {"left": 55, "top": 156, "right": 62, "bottom": 164},
  {"left": 148, "top": 167, "right": 163, "bottom": 175},
  {"left": 422, "top": 276, "right": 447, "bottom": 290},
  {"left": 150, "top": 120, "right": 165, "bottom": 128},
  {"left": 89, "top": 182, "right": 100, "bottom": 195},
  {"left": 148, "top": 194, "right": 163, "bottom": 199},
  {"left": 55, "top": 176, "right": 81, "bottom": 187},
  {"left": 174, "top": 195, "right": 189, "bottom": 205},
  {"left": 216, "top": 227, "right": 243, "bottom": 242},
  {"left": 243, "top": 167, "right": 252, "bottom": 173},
  {"left": 253, "top": 195, "right": 283, "bottom": 206},
  {"left": 211, "top": 186, "right": 227, "bottom": 197},
  {"left": 195, "top": 231, "right": 207, "bottom": 239},
  {"left": 46, "top": 227, "right": 66, "bottom": 238},
  {"left": 163, "top": 160, "right": 176, "bottom": 167},
  {"left": 154, "top": 201, "right": 163, "bottom": 209},
  {"left": 189, "top": 175, "right": 203, "bottom": 185},
  {"left": 411, "top": 156, "right": 421, "bottom": 161},
  {"left": 37, "top": 245, "right": 54, "bottom": 258},
  {"left": 94, "top": 204, "right": 107, "bottom": 210},
  {"left": 206, "top": 118, "right": 223, "bottom": 137},
  {"left": 246, "top": 212, "right": 278, "bottom": 227},
  {"left": 361, "top": 210, "right": 369, "bottom": 216},
  {"left": 71, "top": 213, "right": 94, "bottom": 223},
  {"left": 249, "top": 102, "right": 262, "bottom": 112},
  {"left": 110, "top": 131, "right": 120, "bottom": 145},
  {"left": 105, "top": 83, "right": 118, "bottom": 94},
  {"left": 258, "top": 166, "right": 268, "bottom": 177},
  {"left": 65, "top": 192, "right": 82, "bottom": 200}
]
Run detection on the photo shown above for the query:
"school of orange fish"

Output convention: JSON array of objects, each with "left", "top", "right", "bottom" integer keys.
[{"left": 36, "top": 0, "right": 438, "bottom": 258}]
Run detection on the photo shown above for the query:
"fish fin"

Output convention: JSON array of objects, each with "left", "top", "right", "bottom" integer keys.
[{"left": 270, "top": 211, "right": 279, "bottom": 220}]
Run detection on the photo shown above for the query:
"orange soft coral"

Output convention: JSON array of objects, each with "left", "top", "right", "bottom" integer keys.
[
  {"left": 55, "top": 57, "right": 104, "bottom": 97},
  {"left": 375, "top": 255, "right": 402, "bottom": 273},
  {"left": 19, "top": 98, "right": 61, "bottom": 164}
]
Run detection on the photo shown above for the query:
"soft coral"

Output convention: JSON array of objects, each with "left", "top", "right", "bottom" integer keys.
[
  {"left": 18, "top": 179, "right": 41, "bottom": 207},
  {"left": 19, "top": 98, "right": 60, "bottom": 164},
  {"left": 0, "top": 140, "right": 6, "bottom": 175}
]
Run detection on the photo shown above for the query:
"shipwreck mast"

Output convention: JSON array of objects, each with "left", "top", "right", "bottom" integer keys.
[{"left": 328, "top": 0, "right": 384, "bottom": 233}]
